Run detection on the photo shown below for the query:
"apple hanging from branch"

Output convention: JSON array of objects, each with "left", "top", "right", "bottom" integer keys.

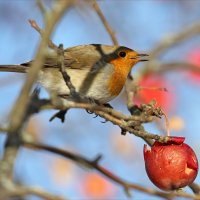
[{"left": 143, "top": 112, "right": 198, "bottom": 191}]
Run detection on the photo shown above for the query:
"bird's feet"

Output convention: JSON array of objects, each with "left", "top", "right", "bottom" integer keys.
[
  {"left": 49, "top": 109, "right": 68, "bottom": 123},
  {"left": 86, "top": 100, "right": 113, "bottom": 121}
]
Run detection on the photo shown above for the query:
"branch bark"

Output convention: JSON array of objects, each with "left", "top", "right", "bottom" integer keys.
[
  {"left": 23, "top": 141, "right": 200, "bottom": 200},
  {"left": 0, "top": 1, "right": 74, "bottom": 199},
  {"left": 92, "top": 0, "right": 119, "bottom": 45}
]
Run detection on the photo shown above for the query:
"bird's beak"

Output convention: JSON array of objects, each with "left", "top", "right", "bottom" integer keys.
[{"left": 137, "top": 53, "right": 149, "bottom": 62}]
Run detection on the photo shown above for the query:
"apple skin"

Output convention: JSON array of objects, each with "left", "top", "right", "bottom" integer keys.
[{"left": 144, "top": 137, "right": 198, "bottom": 191}]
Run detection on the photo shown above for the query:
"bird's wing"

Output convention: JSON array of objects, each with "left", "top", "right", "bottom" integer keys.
[
  {"left": 63, "top": 44, "right": 103, "bottom": 69},
  {"left": 21, "top": 44, "right": 121, "bottom": 71},
  {"left": 21, "top": 45, "right": 103, "bottom": 70}
]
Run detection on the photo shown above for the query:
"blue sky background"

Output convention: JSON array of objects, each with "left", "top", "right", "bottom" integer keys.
[{"left": 1, "top": 0, "right": 200, "bottom": 199}]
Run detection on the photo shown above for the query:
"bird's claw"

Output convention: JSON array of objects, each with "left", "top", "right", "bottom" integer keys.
[
  {"left": 86, "top": 109, "right": 94, "bottom": 114},
  {"left": 49, "top": 109, "right": 68, "bottom": 123},
  {"left": 101, "top": 119, "right": 108, "bottom": 123}
]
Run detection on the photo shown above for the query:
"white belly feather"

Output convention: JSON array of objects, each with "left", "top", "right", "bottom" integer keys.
[{"left": 38, "top": 64, "right": 115, "bottom": 103}]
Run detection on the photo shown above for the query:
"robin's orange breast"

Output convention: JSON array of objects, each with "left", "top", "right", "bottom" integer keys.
[{"left": 108, "top": 58, "right": 130, "bottom": 96}]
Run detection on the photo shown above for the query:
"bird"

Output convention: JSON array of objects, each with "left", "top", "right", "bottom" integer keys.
[{"left": 0, "top": 44, "right": 148, "bottom": 103}]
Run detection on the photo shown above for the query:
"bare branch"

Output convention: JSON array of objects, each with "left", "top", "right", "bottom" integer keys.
[
  {"left": 23, "top": 141, "right": 200, "bottom": 200},
  {"left": 92, "top": 0, "right": 119, "bottom": 45},
  {"left": 0, "top": 184, "right": 68, "bottom": 200},
  {"left": 154, "top": 62, "right": 200, "bottom": 74},
  {"left": 37, "top": 0, "right": 46, "bottom": 15},
  {"left": 9, "top": 0, "right": 73, "bottom": 135},
  {"left": 0, "top": 1, "right": 74, "bottom": 199},
  {"left": 140, "top": 21, "right": 200, "bottom": 76},
  {"left": 150, "top": 21, "right": 200, "bottom": 59},
  {"left": 29, "top": 19, "right": 83, "bottom": 102},
  {"left": 190, "top": 183, "right": 200, "bottom": 194},
  {"left": 40, "top": 97, "right": 169, "bottom": 143},
  {"left": 29, "top": 19, "right": 58, "bottom": 50},
  {"left": 57, "top": 44, "right": 81, "bottom": 99}
]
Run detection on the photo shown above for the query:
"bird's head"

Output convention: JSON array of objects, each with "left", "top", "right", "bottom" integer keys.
[{"left": 100, "top": 45, "right": 149, "bottom": 72}]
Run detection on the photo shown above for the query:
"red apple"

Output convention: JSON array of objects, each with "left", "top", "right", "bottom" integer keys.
[
  {"left": 144, "top": 136, "right": 198, "bottom": 191},
  {"left": 134, "top": 74, "right": 174, "bottom": 112}
]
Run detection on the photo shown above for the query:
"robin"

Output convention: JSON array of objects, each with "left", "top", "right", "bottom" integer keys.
[{"left": 0, "top": 44, "right": 148, "bottom": 103}]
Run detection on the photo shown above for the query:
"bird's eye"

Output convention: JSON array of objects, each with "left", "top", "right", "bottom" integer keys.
[{"left": 119, "top": 51, "right": 126, "bottom": 58}]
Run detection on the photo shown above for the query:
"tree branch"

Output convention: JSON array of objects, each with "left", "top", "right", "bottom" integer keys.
[
  {"left": 189, "top": 182, "right": 200, "bottom": 194},
  {"left": 23, "top": 141, "right": 200, "bottom": 200},
  {"left": 0, "top": 1, "right": 74, "bottom": 199},
  {"left": 29, "top": 19, "right": 58, "bottom": 50},
  {"left": 141, "top": 21, "right": 200, "bottom": 74},
  {"left": 40, "top": 97, "right": 169, "bottom": 143},
  {"left": 92, "top": 0, "right": 119, "bottom": 46},
  {"left": 153, "top": 62, "right": 200, "bottom": 74},
  {"left": 0, "top": 185, "right": 68, "bottom": 200},
  {"left": 149, "top": 21, "right": 200, "bottom": 59}
]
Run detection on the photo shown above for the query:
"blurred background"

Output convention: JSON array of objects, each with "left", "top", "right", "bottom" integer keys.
[{"left": 1, "top": 0, "right": 200, "bottom": 199}]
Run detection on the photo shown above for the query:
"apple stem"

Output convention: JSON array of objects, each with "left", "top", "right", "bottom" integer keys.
[{"left": 163, "top": 111, "right": 170, "bottom": 136}]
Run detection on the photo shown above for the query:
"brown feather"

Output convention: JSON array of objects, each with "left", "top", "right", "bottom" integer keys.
[{"left": 21, "top": 44, "right": 120, "bottom": 70}]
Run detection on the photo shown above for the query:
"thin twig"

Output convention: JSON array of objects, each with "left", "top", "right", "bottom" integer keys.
[
  {"left": 37, "top": 0, "right": 46, "bottom": 16},
  {"left": 141, "top": 21, "right": 200, "bottom": 74},
  {"left": 57, "top": 44, "right": 79, "bottom": 98},
  {"left": 189, "top": 183, "right": 200, "bottom": 194},
  {"left": 29, "top": 19, "right": 58, "bottom": 50},
  {"left": 92, "top": 0, "right": 118, "bottom": 45},
  {"left": 154, "top": 62, "right": 200, "bottom": 74},
  {"left": 0, "top": 185, "right": 68, "bottom": 200},
  {"left": 150, "top": 21, "right": 200, "bottom": 59}
]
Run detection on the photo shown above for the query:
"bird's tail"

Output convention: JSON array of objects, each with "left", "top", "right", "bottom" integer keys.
[{"left": 0, "top": 65, "right": 27, "bottom": 73}]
